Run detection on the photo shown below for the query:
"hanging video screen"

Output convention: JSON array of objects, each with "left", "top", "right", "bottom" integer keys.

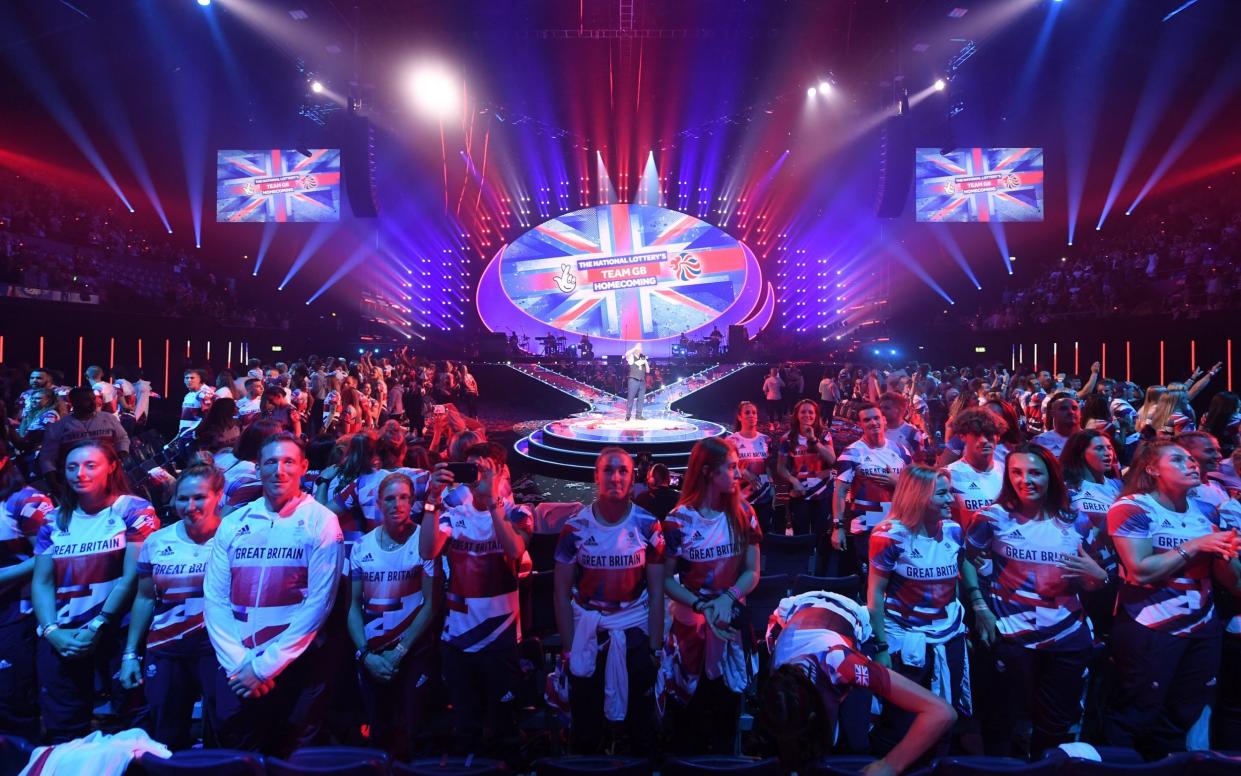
[
  {"left": 915, "top": 147, "right": 1044, "bottom": 222},
  {"left": 216, "top": 149, "right": 341, "bottom": 222}
]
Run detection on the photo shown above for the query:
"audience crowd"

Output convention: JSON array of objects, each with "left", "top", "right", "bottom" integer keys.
[
  {"left": 0, "top": 172, "right": 281, "bottom": 326},
  {"left": 959, "top": 175, "right": 1241, "bottom": 330},
  {"left": 2, "top": 336, "right": 1240, "bottom": 774}
]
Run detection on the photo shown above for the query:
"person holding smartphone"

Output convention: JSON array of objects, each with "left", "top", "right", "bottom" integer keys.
[{"left": 421, "top": 442, "right": 531, "bottom": 757}]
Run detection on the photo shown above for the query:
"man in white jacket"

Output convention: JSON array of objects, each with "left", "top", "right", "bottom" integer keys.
[{"left": 203, "top": 433, "right": 344, "bottom": 756}]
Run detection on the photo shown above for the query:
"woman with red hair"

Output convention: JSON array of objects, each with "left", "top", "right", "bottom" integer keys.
[{"left": 660, "top": 437, "right": 762, "bottom": 754}]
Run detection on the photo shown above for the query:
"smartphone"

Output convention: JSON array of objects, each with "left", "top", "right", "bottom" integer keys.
[
  {"left": 445, "top": 461, "right": 479, "bottom": 485},
  {"left": 433, "top": 404, "right": 447, "bottom": 415}
]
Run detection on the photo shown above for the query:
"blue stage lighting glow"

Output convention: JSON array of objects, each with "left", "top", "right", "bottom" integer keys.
[{"left": 197, "top": 0, "right": 211, "bottom": 7}]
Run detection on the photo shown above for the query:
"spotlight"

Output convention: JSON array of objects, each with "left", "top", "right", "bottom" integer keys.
[
  {"left": 310, "top": 80, "right": 324, "bottom": 94},
  {"left": 817, "top": 81, "right": 832, "bottom": 95},
  {"left": 807, "top": 87, "right": 817, "bottom": 97},
  {"left": 197, "top": 0, "right": 210, "bottom": 5},
  {"left": 404, "top": 62, "right": 460, "bottom": 119},
  {"left": 934, "top": 78, "right": 947, "bottom": 91}
]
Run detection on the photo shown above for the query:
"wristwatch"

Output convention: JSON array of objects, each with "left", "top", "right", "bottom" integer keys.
[
  {"left": 86, "top": 615, "right": 109, "bottom": 633},
  {"left": 36, "top": 622, "right": 60, "bottom": 639}
]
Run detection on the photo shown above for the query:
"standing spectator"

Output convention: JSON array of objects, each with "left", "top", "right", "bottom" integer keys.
[
  {"left": 1031, "top": 391, "right": 1083, "bottom": 458},
  {"left": 868, "top": 465, "right": 971, "bottom": 760},
  {"left": 120, "top": 465, "right": 224, "bottom": 750},
  {"left": 203, "top": 434, "right": 344, "bottom": 756},
  {"left": 32, "top": 442, "right": 158, "bottom": 742},
  {"left": 554, "top": 447, "right": 665, "bottom": 754},
  {"left": 832, "top": 402, "right": 911, "bottom": 577},
  {"left": 661, "top": 438, "right": 761, "bottom": 755},
  {"left": 880, "top": 392, "right": 931, "bottom": 464},
  {"left": 420, "top": 443, "right": 530, "bottom": 756},
  {"left": 819, "top": 372, "right": 841, "bottom": 421},
  {"left": 85, "top": 365, "right": 117, "bottom": 414},
  {"left": 179, "top": 369, "right": 216, "bottom": 434},
  {"left": 965, "top": 444, "right": 1107, "bottom": 757},
  {"left": 0, "top": 458, "right": 54, "bottom": 739},
  {"left": 762, "top": 367, "right": 785, "bottom": 429},
  {"left": 38, "top": 386, "right": 130, "bottom": 475},
  {"left": 944, "top": 408, "right": 1006, "bottom": 530},
  {"left": 1105, "top": 440, "right": 1241, "bottom": 760},
  {"left": 727, "top": 401, "right": 775, "bottom": 532},
  {"left": 347, "top": 471, "right": 439, "bottom": 760},
  {"left": 774, "top": 399, "right": 836, "bottom": 537},
  {"left": 460, "top": 364, "right": 480, "bottom": 418}
]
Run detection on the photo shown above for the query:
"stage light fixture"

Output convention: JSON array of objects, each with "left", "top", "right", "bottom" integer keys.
[
  {"left": 807, "top": 87, "right": 817, "bottom": 97},
  {"left": 405, "top": 62, "right": 459, "bottom": 119},
  {"left": 818, "top": 81, "right": 832, "bottom": 95},
  {"left": 934, "top": 79, "right": 947, "bottom": 91},
  {"left": 310, "top": 80, "right": 324, "bottom": 94},
  {"left": 197, "top": 0, "right": 210, "bottom": 5}
]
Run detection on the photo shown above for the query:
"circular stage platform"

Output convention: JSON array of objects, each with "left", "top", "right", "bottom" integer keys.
[{"left": 515, "top": 412, "right": 728, "bottom": 479}]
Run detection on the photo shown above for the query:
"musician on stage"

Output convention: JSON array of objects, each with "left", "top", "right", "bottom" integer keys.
[
  {"left": 625, "top": 343, "right": 650, "bottom": 422},
  {"left": 580, "top": 333, "right": 594, "bottom": 359},
  {"left": 709, "top": 326, "right": 723, "bottom": 356}
]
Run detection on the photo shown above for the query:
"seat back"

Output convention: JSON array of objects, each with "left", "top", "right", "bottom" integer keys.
[
  {"left": 534, "top": 502, "right": 584, "bottom": 535},
  {"left": 815, "top": 755, "right": 877, "bottom": 775},
  {"left": 396, "top": 756, "right": 509, "bottom": 776},
  {"left": 268, "top": 746, "right": 389, "bottom": 776},
  {"left": 744, "top": 573, "right": 792, "bottom": 642},
  {"left": 528, "top": 531, "right": 561, "bottom": 572},
  {"left": 135, "top": 749, "right": 265, "bottom": 776},
  {"left": 791, "top": 574, "right": 862, "bottom": 600},
  {"left": 932, "top": 756, "right": 1059, "bottom": 775},
  {"left": 0, "top": 736, "right": 34, "bottom": 776},
  {"left": 662, "top": 756, "right": 782, "bottom": 776},
  {"left": 1061, "top": 752, "right": 1193, "bottom": 776},
  {"left": 534, "top": 756, "right": 652, "bottom": 776},
  {"left": 760, "top": 534, "right": 817, "bottom": 578}
]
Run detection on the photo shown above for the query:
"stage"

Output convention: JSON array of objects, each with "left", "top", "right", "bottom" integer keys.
[{"left": 509, "top": 362, "right": 745, "bottom": 479}]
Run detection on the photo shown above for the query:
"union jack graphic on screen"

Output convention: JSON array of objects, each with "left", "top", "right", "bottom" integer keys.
[
  {"left": 216, "top": 149, "right": 342, "bottom": 223},
  {"left": 915, "top": 147, "right": 1044, "bottom": 222},
  {"left": 498, "top": 205, "right": 749, "bottom": 341}
]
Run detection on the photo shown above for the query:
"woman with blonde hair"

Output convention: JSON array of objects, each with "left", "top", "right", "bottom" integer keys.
[
  {"left": 868, "top": 464, "right": 970, "bottom": 757},
  {"left": 1134, "top": 385, "right": 1167, "bottom": 437}
]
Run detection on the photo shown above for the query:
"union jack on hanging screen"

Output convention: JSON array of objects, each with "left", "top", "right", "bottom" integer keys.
[
  {"left": 498, "top": 205, "right": 749, "bottom": 341},
  {"left": 915, "top": 147, "right": 1044, "bottom": 223},
  {"left": 216, "top": 149, "right": 341, "bottom": 223}
]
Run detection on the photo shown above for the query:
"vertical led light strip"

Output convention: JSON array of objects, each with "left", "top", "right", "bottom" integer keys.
[
  {"left": 1126, "top": 341, "right": 1131, "bottom": 382},
  {"left": 39, "top": 336, "right": 45, "bottom": 368},
  {"left": 1053, "top": 342, "right": 1058, "bottom": 376},
  {"left": 1160, "top": 340, "right": 1165, "bottom": 385},
  {"left": 164, "top": 339, "right": 171, "bottom": 398},
  {"left": 1101, "top": 342, "right": 1107, "bottom": 378},
  {"left": 77, "top": 336, "right": 84, "bottom": 382}
]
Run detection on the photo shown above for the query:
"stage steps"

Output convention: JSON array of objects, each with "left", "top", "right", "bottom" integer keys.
[{"left": 505, "top": 362, "right": 752, "bottom": 481}]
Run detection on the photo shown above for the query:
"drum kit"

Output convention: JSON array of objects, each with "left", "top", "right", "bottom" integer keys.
[{"left": 539, "top": 334, "right": 567, "bottom": 356}]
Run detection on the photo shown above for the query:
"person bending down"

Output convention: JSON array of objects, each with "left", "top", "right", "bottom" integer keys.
[{"left": 760, "top": 591, "right": 955, "bottom": 776}]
